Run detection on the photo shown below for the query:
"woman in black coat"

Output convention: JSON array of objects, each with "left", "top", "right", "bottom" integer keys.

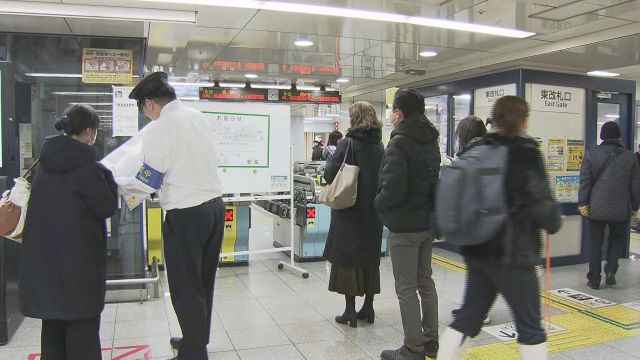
[
  {"left": 19, "top": 104, "right": 118, "bottom": 359},
  {"left": 323, "top": 101, "right": 384, "bottom": 328},
  {"left": 438, "top": 96, "right": 561, "bottom": 360}
]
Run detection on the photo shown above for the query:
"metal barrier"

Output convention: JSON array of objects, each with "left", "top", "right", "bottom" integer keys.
[{"left": 106, "top": 257, "right": 161, "bottom": 303}]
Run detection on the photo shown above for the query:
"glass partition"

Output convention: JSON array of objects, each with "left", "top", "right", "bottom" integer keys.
[{"left": 5, "top": 33, "right": 146, "bottom": 281}]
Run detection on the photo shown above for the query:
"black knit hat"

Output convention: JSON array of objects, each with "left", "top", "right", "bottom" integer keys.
[{"left": 600, "top": 121, "right": 621, "bottom": 140}]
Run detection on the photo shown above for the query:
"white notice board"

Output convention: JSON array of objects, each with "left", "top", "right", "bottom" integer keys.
[{"left": 186, "top": 101, "right": 291, "bottom": 194}]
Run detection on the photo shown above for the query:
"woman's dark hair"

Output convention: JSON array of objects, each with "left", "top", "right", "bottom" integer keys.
[
  {"left": 491, "top": 96, "right": 529, "bottom": 134},
  {"left": 455, "top": 116, "right": 487, "bottom": 153},
  {"left": 327, "top": 131, "right": 343, "bottom": 146},
  {"left": 392, "top": 88, "right": 425, "bottom": 117},
  {"left": 55, "top": 104, "right": 100, "bottom": 136}
]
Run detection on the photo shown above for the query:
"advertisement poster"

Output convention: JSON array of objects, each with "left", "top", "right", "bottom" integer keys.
[
  {"left": 82, "top": 48, "right": 133, "bottom": 84},
  {"left": 547, "top": 138, "right": 566, "bottom": 172},
  {"left": 555, "top": 175, "right": 579, "bottom": 203},
  {"left": 566, "top": 139, "right": 585, "bottom": 171},
  {"left": 112, "top": 86, "right": 139, "bottom": 137}
]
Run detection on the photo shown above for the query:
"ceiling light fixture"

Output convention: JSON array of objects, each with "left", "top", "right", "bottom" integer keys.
[
  {"left": 419, "top": 51, "right": 438, "bottom": 57},
  {"left": 244, "top": 73, "right": 259, "bottom": 79},
  {"left": 52, "top": 92, "right": 112, "bottom": 96},
  {"left": 68, "top": 102, "right": 113, "bottom": 106},
  {"left": 0, "top": 0, "right": 196, "bottom": 23},
  {"left": 294, "top": 39, "right": 314, "bottom": 47},
  {"left": 605, "top": 114, "right": 620, "bottom": 118},
  {"left": 454, "top": 94, "right": 471, "bottom": 99},
  {"left": 336, "top": 78, "right": 349, "bottom": 83},
  {"left": 587, "top": 71, "right": 620, "bottom": 77},
  {"left": 137, "top": 0, "right": 535, "bottom": 38}
]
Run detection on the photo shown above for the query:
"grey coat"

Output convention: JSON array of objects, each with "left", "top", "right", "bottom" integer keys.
[{"left": 578, "top": 140, "right": 640, "bottom": 222}]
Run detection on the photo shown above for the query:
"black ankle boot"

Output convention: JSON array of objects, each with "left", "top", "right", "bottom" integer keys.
[
  {"left": 606, "top": 272, "right": 617, "bottom": 286},
  {"left": 587, "top": 279, "right": 600, "bottom": 290},
  {"left": 356, "top": 295, "right": 375, "bottom": 324},
  {"left": 335, "top": 295, "right": 357, "bottom": 328}
]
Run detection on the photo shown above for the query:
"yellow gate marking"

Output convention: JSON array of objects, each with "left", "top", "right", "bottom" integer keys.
[{"left": 431, "top": 253, "right": 640, "bottom": 359}]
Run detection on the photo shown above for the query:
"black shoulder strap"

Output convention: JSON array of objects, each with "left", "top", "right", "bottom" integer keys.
[{"left": 592, "top": 147, "right": 623, "bottom": 185}]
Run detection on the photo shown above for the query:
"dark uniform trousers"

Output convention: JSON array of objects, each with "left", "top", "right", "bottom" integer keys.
[
  {"left": 41, "top": 316, "right": 101, "bottom": 359},
  {"left": 163, "top": 198, "right": 225, "bottom": 360}
]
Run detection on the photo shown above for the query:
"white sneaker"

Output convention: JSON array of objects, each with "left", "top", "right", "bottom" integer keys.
[{"left": 483, "top": 315, "right": 491, "bottom": 325}]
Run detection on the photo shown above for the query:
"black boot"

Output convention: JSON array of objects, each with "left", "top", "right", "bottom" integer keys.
[
  {"left": 587, "top": 279, "right": 600, "bottom": 290},
  {"left": 335, "top": 295, "right": 357, "bottom": 328},
  {"left": 357, "top": 294, "right": 375, "bottom": 324},
  {"left": 606, "top": 272, "right": 617, "bottom": 286}
]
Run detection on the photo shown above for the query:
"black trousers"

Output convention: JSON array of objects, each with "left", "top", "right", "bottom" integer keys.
[
  {"left": 451, "top": 257, "right": 545, "bottom": 345},
  {"left": 163, "top": 198, "right": 225, "bottom": 360},
  {"left": 41, "top": 316, "right": 101, "bottom": 360},
  {"left": 588, "top": 220, "right": 628, "bottom": 281}
]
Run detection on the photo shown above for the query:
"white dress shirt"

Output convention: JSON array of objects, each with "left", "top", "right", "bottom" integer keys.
[{"left": 137, "top": 100, "right": 224, "bottom": 210}]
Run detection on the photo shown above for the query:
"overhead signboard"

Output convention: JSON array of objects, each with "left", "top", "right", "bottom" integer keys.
[
  {"left": 530, "top": 84, "right": 584, "bottom": 114},
  {"left": 475, "top": 84, "right": 517, "bottom": 108},
  {"left": 199, "top": 87, "right": 341, "bottom": 104},
  {"left": 279, "top": 90, "right": 341, "bottom": 104},
  {"left": 82, "top": 48, "right": 133, "bottom": 84},
  {"left": 199, "top": 87, "right": 268, "bottom": 102}
]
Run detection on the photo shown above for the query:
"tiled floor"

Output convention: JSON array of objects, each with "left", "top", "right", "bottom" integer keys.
[
  {"left": 3, "top": 211, "right": 640, "bottom": 359},
  {"left": 3, "top": 248, "right": 640, "bottom": 360}
]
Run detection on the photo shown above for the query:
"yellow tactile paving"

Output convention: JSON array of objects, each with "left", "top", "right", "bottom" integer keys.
[{"left": 432, "top": 252, "right": 640, "bottom": 358}]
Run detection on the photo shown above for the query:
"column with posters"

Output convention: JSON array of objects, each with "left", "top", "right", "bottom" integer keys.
[{"left": 525, "top": 83, "right": 586, "bottom": 258}]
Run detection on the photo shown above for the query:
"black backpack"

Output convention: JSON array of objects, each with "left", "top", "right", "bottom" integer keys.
[{"left": 435, "top": 143, "right": 508, "bottom": 246}]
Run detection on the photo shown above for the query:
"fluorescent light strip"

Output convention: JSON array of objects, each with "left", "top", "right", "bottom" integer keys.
[
  {"left": 0, "top": 1, "right": 196, "bottom": 23},
  {"left": 138, "top": 0, "right": 534, "bottom": 38},
  {"left": 587, "top": 71, "right": 620, "bottom": 77},
  {"left": 69, "top": 102, "right": 112, "bottom": 106},
  {"left": 52, "top": 92, "right": 112, "bottom": 96}
]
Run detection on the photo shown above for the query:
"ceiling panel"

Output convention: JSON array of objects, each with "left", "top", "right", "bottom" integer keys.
[
  {"left": 194, "top": 6, "right": 259, "bottom": 29},
  {"left": 62, "top": 0, "right": 196, "bottom": 11},
  {"left": 595, "top": 0, "right": 640, "bottom": 21},
  {"left": 532, "top": 17, "right": 630, "bottom": 42},
  {"left": 189, "top": 27, "right": 241, "bottom": 46},
  {"left": 227, "top": 30, "right": 357, "bottom": 55},
  {"left": 0, "top": 15, "right": 71, "bottom": 35},
  {"left": 524, "top": 34, "right": 640, "bottom": 71},
  {"left": 531, "top": 2, "right": 605, "bottom": 20},
  {"left": 66, "top": 18, "right": 145, "bottom": 38}
]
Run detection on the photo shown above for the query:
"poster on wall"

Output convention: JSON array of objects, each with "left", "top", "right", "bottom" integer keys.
[
  {"left": 474, "top": 84, "right": 517, "bottom": 108},
  {"left": 555, "top": 175, "right": 579, "bottom": 203},
  {"left": 112, "top": 86, "right": 139, "bottom": 137},
  {"left": 547, "top": 138, "right": 566, "bottom": 172},
  {"left": 566, "top": 139, "right": 585, "bottom": 171},
  {"left": 531, "top": 84, "right": 583, "bottom": 114},
  {"left": 82, "top": 48, "right": 133, "bottom": 84}
]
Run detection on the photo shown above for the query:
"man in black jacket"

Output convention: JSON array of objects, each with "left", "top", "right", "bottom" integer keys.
[
  {"left": 578, "top": 121, "right": 640, "bottom": 289},
  {"left": 376, "top": 89, "right": 441, "bottom": 360}
]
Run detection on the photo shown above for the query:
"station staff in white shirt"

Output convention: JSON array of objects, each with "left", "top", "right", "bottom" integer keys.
[{"left": 128, "top": 72, "right": 225, "bottom": 360}]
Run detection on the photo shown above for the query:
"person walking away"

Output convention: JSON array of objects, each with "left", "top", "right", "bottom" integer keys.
[
  {"left": 578, "top": 121, "right": 640, "bottom": 290},
  {"left": 376, "top": 89, "right": 441, "bottom": 360},
  {"left": 449, "top": 116, "right": 491, "bottom": 325},
  {"left": 323, "top": 102, "right": 384, "bottom": 328},
  {"left": 127, "top": 72, "right": 225, "bottom": 360},
  {"left": 312, "top": 138, "right": 325, "bottom": 161},
  {"left": 437, "top": 96, "right": 562, "bottom": 360},
  {"left": 20, "top": 105, "right": 118, "bottom": 359},
  {"left": 322, "top": 130, "right": 344, "bottom": 160}
]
